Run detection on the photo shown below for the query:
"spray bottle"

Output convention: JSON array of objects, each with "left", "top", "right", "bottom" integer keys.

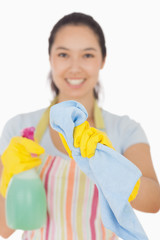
[{"left": 6, "top": 127, "right": 47, "bottom": 230}]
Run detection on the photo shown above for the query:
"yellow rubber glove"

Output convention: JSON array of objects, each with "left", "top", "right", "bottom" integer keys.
[
  {"left": 59, "top": 121, "right": 140, "bottom": 202},
  {"left": 73, "top": 121, "right": 114, "bottom": 157},
  {"left": 59, "top": 121, "right": 114, "bottom": 159},
  {"left": 0, "top": 136, "right": 45, "bottom": 197}
]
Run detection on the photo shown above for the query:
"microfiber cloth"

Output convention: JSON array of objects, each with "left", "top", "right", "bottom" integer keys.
[{"left": 49, "top": 100, "right": 148, "bottom": 240}]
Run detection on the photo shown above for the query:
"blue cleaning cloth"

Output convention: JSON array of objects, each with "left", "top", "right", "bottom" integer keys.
[{"left": 50, "top": 100, "right": 148, "bottom": 240}]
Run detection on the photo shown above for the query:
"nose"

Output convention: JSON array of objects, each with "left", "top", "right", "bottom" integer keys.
[{"left": 68, "top": 56, "right": 82, "bottom": 73}]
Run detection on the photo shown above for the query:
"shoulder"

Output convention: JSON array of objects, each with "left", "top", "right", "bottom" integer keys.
[
  {"left": 4, "top": 108, "right": 45, "bottom": 133},
  {"left": 0, "top": 108, "right": 46, "bottom": 154},
  {"left": 102, "top": 108, "right": 139, "bottom": 133},
  {"left": 101, "top": 108, "right": 149, "bottom": 154}
]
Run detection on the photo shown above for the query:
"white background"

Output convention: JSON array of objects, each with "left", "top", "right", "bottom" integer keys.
[{"left": 0, "top": 0, "right": 159, "bottom": 239}]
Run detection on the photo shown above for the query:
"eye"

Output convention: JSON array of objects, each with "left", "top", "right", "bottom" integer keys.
[
  {"left": 58, "top": 53, "right": 68, "bottom": 58},
  {"left": 84, "top": 53, "right": 94, "bottom": 58}
]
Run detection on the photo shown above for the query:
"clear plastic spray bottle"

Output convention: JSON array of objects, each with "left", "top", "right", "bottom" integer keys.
[{"left": 6, "top": 127, "right": 47, "bottom": 230}]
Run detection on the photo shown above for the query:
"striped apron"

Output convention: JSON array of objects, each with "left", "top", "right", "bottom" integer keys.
[{"left": 22, "top": 99, "right": 118, "bottom": 240}]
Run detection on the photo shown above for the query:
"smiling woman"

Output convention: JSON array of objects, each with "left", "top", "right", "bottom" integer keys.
[
  {"left": 49, "top": 24, "right": 105, "bottom": 102},
  {"left": 48, "top": 12, "right": 106, "bottom": 101},
  {"left": 0, "top": 12, "right": 160, "bottom": 240}
]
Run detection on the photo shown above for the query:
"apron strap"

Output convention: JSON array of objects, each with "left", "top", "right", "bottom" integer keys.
[
  {"left": 94, "top": 100, "right": 105, "bottom": 130},
  {"left": 34, "top": 98, "right": 57, "bottom": 143},
  {"left": 34, "top": 98, "right": 105, "bottom": 143}
]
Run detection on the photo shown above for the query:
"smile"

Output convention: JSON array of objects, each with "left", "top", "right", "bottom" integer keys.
[{"left": 66, "top": 78, "right": 85, "bottom": 86}]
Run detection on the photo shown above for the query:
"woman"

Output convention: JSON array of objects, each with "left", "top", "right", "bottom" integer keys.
[{"left": 0, "top": 12, "right": 160, "bottom": 240}]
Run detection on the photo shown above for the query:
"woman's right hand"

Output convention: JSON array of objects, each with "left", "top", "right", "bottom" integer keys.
[{"left": 0, "top": 136, "right": 45, "bottom": 197}]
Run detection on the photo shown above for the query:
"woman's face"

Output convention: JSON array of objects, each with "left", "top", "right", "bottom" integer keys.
[{"left": 49, "top": 25, "right": 105, "bottom": 100}]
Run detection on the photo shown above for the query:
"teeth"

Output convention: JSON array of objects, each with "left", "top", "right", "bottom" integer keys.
[{"left": 66, "top": 79, "right": 85, "bottom": 85}]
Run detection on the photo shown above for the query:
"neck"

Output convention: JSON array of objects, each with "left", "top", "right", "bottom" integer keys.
[{"left": 57, "top": 93, "right": 95, "bottom": 120}]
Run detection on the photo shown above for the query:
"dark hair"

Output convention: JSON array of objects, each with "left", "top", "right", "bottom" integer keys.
[{"left": 48, "top": 12, "right": 107, "bottom": 99}]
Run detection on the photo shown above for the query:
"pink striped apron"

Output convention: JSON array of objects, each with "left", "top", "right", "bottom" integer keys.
[{"left": 21, "top": 100, "right": 118, "bottom": 240}]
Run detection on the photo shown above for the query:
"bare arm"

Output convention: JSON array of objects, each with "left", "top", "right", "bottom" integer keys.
[
  {"left": 0, "top": 157, "right": 15, "bottom": 238},
  {"left": 123, "top": 143, "right": 160, "bottom": 213}
]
